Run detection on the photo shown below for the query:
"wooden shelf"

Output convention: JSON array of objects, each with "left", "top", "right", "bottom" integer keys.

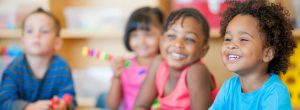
[
  {"left": 60, "top": 29, "right": 123, "bottom": 39},
  {"left": 0, "top": 30, "right": 21, "bottom": 38},
  {"left": 210, "top": 28, "right": 220, "bottom": 38},
  {"left": 1, "top": 28, "right": 300, "bottom": 39},
  {"left": 0, "top": 29, "right": 123, "bottom": 39}
]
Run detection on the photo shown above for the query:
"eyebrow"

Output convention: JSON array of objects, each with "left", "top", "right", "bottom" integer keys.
[
  {"left": 225, "top": 31, "right": 254, "bottom": 38},
  {"left": 186, "top": 31, "right": 199, "bottom": 37},
  {"left": 238, "top": 31, "right": 254, "bottom": 38}
]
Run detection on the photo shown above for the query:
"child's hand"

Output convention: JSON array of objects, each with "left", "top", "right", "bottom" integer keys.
[
  {"left": 25, "top": 100, "right": 51, "bottom": 110},
  {"left": 51, "top": 96, "right": 68, "bottom": 110},
  {"left": 111, "top": 57, "right": 126, "bottom": 78}
]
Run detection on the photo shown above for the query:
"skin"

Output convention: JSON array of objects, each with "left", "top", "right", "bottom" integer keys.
[
  {"left": 134, "top": 17, "right": 214, "bottom": 110},
  {"left": 106, "top": 24, "right": 161, "bottom": 110},
  {"left": 22, "top": 13, "right": 65, "bottom": 110},
  {"left": 221, "top": 14, "right": 275, "bottom": 93}
]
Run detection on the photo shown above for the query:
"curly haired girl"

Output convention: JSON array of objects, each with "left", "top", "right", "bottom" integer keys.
[{"left": 210, "top": 0, "right": 296, "bottom": 110}]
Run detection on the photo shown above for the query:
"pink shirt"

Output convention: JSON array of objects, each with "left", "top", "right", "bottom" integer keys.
[
  {"left": 120, "top": 57, "right": 148, "bottom": 110},
  {"left": 155, "top": 61, "right": 218, "bottom": 110}
]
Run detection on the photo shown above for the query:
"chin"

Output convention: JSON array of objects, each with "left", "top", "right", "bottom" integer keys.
[
  {"left": 226, "top": 66, "right": 239, "bottom": 73},
  {"left": 167, "top": 62, "right": 186, "bottom": 70}
]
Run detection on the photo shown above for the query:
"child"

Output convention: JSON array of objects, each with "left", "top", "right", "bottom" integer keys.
[
  {"left": 134, "top": 8, "right": 218, "bottom": 110},
  {"left": 209, "top": 0, "right": 296, "bottom": 110},
  {"left": 0, "top": 8, "right": 76, "bottom": 110},
  {"left": 106, "top": 7, "right": 164, "bottom": 110}
]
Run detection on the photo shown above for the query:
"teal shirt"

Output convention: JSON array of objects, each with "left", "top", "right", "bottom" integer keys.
[{"left": 209, "top": 73, "right": 292, "bottom": 110}]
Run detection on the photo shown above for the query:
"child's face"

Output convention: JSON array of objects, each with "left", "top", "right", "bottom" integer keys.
[
  {"left": 161, "top": 17, "right": 208, "bottom": 70},
  {"left": 129, "top": 25, "right": 160, "bottom": 58},
  {"left": 21, "top": 13, "right": 61, "bottom": 56},
  {"left": 222, "top": 15, "right": 272, "bottom": 74}
]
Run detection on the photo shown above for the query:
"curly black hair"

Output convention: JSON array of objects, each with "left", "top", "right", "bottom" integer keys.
[
  {"left": 124, "top": 7, "right": 164, "bottom": 51},
  {"left": 162, "top": 8, "right": 210, "bottom": 44},
  {"left": 22, "top": 8, "right": 61, "bottom": 36},
  {"left": 221, "top": 0, "right": 297, "bottom": 74}
]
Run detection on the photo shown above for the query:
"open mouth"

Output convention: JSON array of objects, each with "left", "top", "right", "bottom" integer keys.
[
  {"left": 169, "top": 52, "right": 187, "bottom": 60},
  {"left": 227, "top": 54, "right": 240, "bottom": 61}
]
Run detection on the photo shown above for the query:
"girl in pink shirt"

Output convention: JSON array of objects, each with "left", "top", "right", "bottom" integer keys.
[
  {"left": 134, "top": 8, "right": 218, "bottom": 110},
  {"left": 106, "top": 7, "right": 164, "bottom": 110}
]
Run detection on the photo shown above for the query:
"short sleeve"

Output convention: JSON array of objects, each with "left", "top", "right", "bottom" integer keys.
[{"left": 261, "top": 87, "right": 292, "bottom": 110}]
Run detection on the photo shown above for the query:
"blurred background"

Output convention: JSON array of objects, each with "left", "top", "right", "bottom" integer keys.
[{"left": 0, "top": 0, "right": 299, "bottom": 109}]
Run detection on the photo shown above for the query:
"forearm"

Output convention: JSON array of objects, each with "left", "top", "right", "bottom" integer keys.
[
  {"left": 133, "top": 105, "right": 149, "bottom": 110},
  {"left": 1, "top": 99, "right": 29, "bottom": 110},
  {"left": 107, "top": 78, "right": 123, "bottom": 109}
]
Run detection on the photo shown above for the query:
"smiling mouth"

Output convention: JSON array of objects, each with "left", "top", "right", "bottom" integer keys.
[
  {"left": 228, "top": 54, "right": 240, "bottom": 61},
  {"left": 169, "top": 52, "right": 187, "bottom": 60}
]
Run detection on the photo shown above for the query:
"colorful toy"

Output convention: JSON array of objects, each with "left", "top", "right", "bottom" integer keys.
[
  {"left": 152, "top": 99, "right": 160, "bottom": 109},
  {"left": 50, "top": 94, "right": 73, "bottom": 108},
  {"left": 280, "top": 42, "right": 300, "bottom": 107},
  {"left": 0, "top": 45, "right": 23, "bottom": 76},
  {"left": 82, "top": 47, "right": 131, "bottom": 67},
  {"left": 0, "top": 45, "right": 23, "bottom": 57}
]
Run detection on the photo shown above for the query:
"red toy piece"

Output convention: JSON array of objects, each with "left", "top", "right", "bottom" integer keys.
[
  {"left": 50, "top": 96, "right": 59, "bottom": 108},
  {"left": 50, "top": 94, "right": 73, "bottom": 108},
  {"left": 62, "top": 94, "right": 73, "bottom": 104}
]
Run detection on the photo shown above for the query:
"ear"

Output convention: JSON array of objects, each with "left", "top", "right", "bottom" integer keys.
[
  {"left": 54, "top": 37, "right": 63, "bottom": 50},
  {"left": 262, "top": 47, "right": 274, "bottom": 63},
  {"left": 200, "top": 44, "right": 209, "bottom": 58}
]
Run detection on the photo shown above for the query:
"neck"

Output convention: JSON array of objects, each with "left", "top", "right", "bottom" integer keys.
[
  {"left": 239, "top": 69, "right": 270, "bottom": 93},
  {"left": 25, "top": 54, "right": 52, "bottom": 79},
  {"left": 136, "top": 55, "right": 155, "bottom": 66},
  {"left": 168, "top": 67, "right": 182, "bottom": 81}
]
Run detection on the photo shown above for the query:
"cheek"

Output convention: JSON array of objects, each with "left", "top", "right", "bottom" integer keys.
[
  {"left": 160, "top": 41, "right": 169, "bottom": 56},
  {"left": 221, "top": 45, "right": 227, "bottom": 56},
  {"left": 185, "top": 44, "right": 199, "bottom": 57},
  {"left": 129, "top": 38, "right": 137, "bottom": 49},
  {"left": 148, "top": 37, "right": 159, "bottom": 47}
]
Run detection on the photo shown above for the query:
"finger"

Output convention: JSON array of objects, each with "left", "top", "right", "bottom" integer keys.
[
  {"left": 39, "top": 104, "right": 50, "bottom": 110},
  {"left": 53, "top": 100, "right": 66, "bottom": 110}
]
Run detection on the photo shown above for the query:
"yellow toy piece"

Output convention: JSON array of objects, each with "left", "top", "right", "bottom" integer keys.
[
  {"left": 280, "top": 42, "right": 300, "bottom": 107},
  {"left": 82, "top": 47, "right": 89, "bottom": 56}
]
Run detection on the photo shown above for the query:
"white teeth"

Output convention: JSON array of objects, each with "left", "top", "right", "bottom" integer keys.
[
  {"left": 170, "top": 52, "right": 186, "bottom": 59},
  {"left": 228, "top": 55, "right": 240, "bottom": 61}
]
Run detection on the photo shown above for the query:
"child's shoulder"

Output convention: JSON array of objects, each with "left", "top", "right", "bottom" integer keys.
[
  {"left": 186, "top": 62, "right": 212, "bottom": 82},
  {"left": 221, "top": 75, "right": 240, "bottom": 88},
  {"left": 51, "top": 55, "right": 70, "bottom": 67},
  {"left": 188, "top": 62, "right": 210, "bottom": 75},
  {"left": 6, "top": 55, "right": 26, "bottom": 69},
  {"left": 263, "top": 73, "right": 289, "bottom": 95}
]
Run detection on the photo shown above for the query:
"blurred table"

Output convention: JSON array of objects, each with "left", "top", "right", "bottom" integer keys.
[{"left": 76, "top": 107, "right": 102, "bottom": 110}]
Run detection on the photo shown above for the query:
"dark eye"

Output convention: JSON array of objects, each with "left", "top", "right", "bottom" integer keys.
[
  {"left": 184, "top": 37, "right": 195, "bottom": 43},
  {"left": 145, "top": 32, "right": 153, "bottom": 38},
  {"left": 25, "top": 29, "right": 33, "bottom": 34},
  {"left": 240, "top": 39, "right": 249, "bottom": 42},
  {"left": 224, "top": 38, "right": 231, "bottom": 42},
  {"left": 167, "top": 34, "right": 176, "bottom": 40},
  {"left": 41, "top": 30, "right": 50, "bottom": 34}
]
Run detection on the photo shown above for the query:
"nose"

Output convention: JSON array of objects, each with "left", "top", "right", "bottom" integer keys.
[
  {"left": 227, "top": 41, "right": 238, "bottom": 50},
  {"left": 141, "top": 36, "right": 146, "bottom": 44},
  {"left": 33, "top": 31, "right": 41, "bottom": 39},
  {"left": 173, "top": 37, "right": 184, "bottom": 48}
]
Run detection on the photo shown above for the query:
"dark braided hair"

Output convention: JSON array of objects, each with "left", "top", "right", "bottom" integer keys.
[
  {"left": 221, "top": 0, "right": 297, "bottom": 74},
  {"left": 162, "top": 8, "right": 210, "bottom": 44}
]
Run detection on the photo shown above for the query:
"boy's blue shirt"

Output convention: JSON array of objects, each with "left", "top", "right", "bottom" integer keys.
[
  {"left": 0, "top": 54, "right": 76, "bottom": 110},
  {"left": 209, "top": 73, "right": 292, "bottom": 110}
]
